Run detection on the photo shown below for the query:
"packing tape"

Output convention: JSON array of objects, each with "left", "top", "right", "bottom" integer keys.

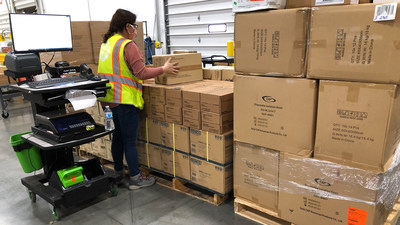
[
  {"left": 173, "top": 123, "right": 176, "bottom": 177},
  {"left": 206, "top": 131, "right": 209, "bottom": 162},
  {"left": 347, "top": 86, "right": 360, "bottom": 103},
  {"left": 309, "top": 40, "right": 327, "bottom": 48},
  {"left": 146, "top": 118, "right": 150, "bottom": 168},
  {"left": 342, "top": 152, "right": 353, "bottom": 161}
]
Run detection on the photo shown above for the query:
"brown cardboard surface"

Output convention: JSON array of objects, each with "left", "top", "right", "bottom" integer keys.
[
  {"left": 91, "top": 138, "right": 107, "bottom": 158},
  {"left": 221, "top": 67, "right": 234, "bottom": 81},
  {"left": 234, "top": 8, "right": 309, "bottom": 77},
  {"left": 165, "top": 113, "right": 183, "bottom": 125},
  {"left": 147, "top": 118, "right": 162, "bottom": 145},
  {"left": 202, "top": 121, "right": 233, "bottom": 134},
  {"left": 315, "top": 80, "right": 400, "bottom": 171},
  {"left": 137, "top": 140, "right": 147, "bottom": 166},
  {"left": 202, "top": 111, "right": 233, "bottom": 125},
  {"left": 182, "top": 108, "right": 201, "bottom": 121},
  {"left": 183, "top": 100, "right": 201, "bottom": 110},
  {"left": 203, "top": 67, "right": 222, "bottom": 80},
  {"left": 164, "top": 105, "right": 182, "bottom": 117},
  {"left": 166, "top": 97, "right": 182, "bottom": 108},
  {"left": 160, "top": 121, "right": 190, "bottom": 153},
  {"left": 62, "top": 21, "right": 94, "bottom": 65},
  {"left": 234, "top": 142, "right": 279, "bottom": 212},
  {"left": 200, "top": 82, "right": 234, "bottom": 114},
  {"left": 190, "top": 157, "right": 233, "bottom": 194},
  {"left": 308, "top": 3, "right": 400, "bottom": 84},
  {"left": 148, "top": 143, "right": 163, "bottom": 171},
  {"left": 190, "top": 129, "right": 233, "bottom": 164},
  {"left": 279, "top": 153, "right": 396, "bottom": 225},
  {"left": 183, "top": 117, "right": 202, "bottom": 130},
  {"left": 153, "top": 53, "right": 203, "bottom": 85},
  {"left": 234, "top": 75, "right": 317, "bottom": 156},
  {"left": 286, "top": 0, "right": 355, "bottom": 8},
  {"left": 161, "top": 149, "right": 190, "bottom": 180},
  {"left": 149, "top": 111, "right": 165, "bottom": 122}
]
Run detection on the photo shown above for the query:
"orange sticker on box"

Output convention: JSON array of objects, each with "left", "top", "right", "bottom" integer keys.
[
  {"left": 71, "top": 176, "right": 76, "bottom": 183},
  {"left": 347, "top": 207, "right": 368, "bottom": 225}
]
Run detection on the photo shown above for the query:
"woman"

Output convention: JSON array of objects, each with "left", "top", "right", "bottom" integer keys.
[{"left": 97, "top": 9, "right": 179, "bottom": 190}]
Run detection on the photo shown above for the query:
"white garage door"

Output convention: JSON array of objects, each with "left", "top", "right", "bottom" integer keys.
[{"left": 159, "top": 0, "right": 234, "bottom": 57}]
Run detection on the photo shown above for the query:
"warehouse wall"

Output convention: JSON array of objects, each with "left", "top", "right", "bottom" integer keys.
[{"left": 42, "top": 0, "right": 157, "bottom": 39}]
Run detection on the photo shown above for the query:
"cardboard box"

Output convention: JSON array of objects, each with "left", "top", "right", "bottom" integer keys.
[
  {"left": 80, "top": 143, "right": 92, "bottom": 152},
  {"left": 182, "top": 108, "right": 201, "bottom": 121},
  {"left": 202, "top": 111, "right": 233, "bottom": 126},
  {"left": 149, "top": 110, "right": 165, "bottom": 122},
  {"left": 315, "top": 80, "right": 400, "bottom": 171},
  {"left": 190, "top": 157, "right": 233, "bottom": 195},
  {"left": 164, "top": 105, "right": 182, "bottom": 118},
  {"left": 148, "top": 143, "right": 163, "bottom": 171},
  {"left": 221, "top": 67, "right": 234, "bottom": 81},
  {"left": 308, "top": 3, "right": 400, "bottom": 84},
  {"left": 147, "top": 118, "right": 162, "bottom": 145},
  {"left": 160, "top": 121, "right": 190, "bottom": 153},
  {"left": 137, "top": 140, "right": 147, "bottom": 166},
  {"left": 104, "top": 139, "right": 113, "bottom": 161},
  {"left": 234, "top": 75, "right": 317, "bottom": 156},
  {"left": 62, "top": 21, "right": 94, "bottom": 65},
  {"left": 165, "top": 113, "right": 183, "bottom": 125},
  {"left": 233, "top": 0, "right": 286, "bottom": 12},
  {"left": 286, "top": 0, "right": 357, "bottom": 8},
  {"left": 279, "top": 153, "right": 400, "bottom": 225},
  {"left": 203, "top": 67, "right": 222, "bottom": 80},
  {"left": 153, "top": 53, "right": 203, "bottom": 85},
  {"left": 161, "top": 149, "right": 190, "bottom": 181},
  {"left": 202, "top": 120, "right": 233, "bottom": 135},
  {"left": 91, "top": 138, "right": 107, "bottom": 158},
  {"left": 190, "top": 129, "right": 233, "bottom": 165},
  {"left": 201, "top": 83, "right": 234, "bottom": 114},
  {"left": 234, "top": 142, "right": 279, "bottom": 212},
  {"left": 183, "top": 117, "right": 202, "bottom": 130},
  {"left": 234, "top": 8, "right": 310, "bottom": 77}
]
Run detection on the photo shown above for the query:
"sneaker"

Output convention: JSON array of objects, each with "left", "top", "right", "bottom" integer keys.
[{"left": 129, "top": 172, "right": 156, "bottom": 190}]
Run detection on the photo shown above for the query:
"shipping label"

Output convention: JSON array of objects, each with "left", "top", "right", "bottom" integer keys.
[
  {"left": 374, "top": 3, "right": 397, "bottom": 22},
  {"left": 315, "top": 0, "right": 344, "bottom": 6},
  {"left": 331, "top": 123, "right": 374, "bottom": 143}
]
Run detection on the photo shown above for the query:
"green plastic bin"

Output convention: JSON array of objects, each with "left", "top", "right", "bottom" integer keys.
[
  {"left": 10, "top": 131, "right": 43, "bottom": 173},
  {"left": 57, "top": 166, "right": 84, "bottom": 188}
]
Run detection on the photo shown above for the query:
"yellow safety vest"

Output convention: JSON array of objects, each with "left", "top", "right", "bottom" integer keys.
[{"left": 97, "top": 33, "right": 144, "bottom": 109}]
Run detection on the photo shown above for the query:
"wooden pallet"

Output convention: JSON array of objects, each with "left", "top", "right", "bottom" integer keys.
[
  {"left": 235, "top": 197, "right": 400, "bottom": 225},
  {"left": 234, "top": 197, "right": 293, "bottom": 225},
  {"left": 141, "top": 166, "right": 230, "bottom": 206}
]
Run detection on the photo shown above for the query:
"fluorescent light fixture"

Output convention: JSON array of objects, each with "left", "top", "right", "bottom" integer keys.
[{"left": 208, "top": 23, "right": 227, "bottom": 33}]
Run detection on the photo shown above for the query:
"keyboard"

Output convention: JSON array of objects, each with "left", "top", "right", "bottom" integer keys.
[{"left": 27, "top": 76, "right": 88, "bottom": 89}]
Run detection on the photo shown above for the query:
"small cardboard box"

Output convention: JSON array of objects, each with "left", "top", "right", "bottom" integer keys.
[
  {"left": 91, "top": 138, "right": 107, "bottom": 158},
  {"left": 202, "top": 120, "right": 233, "bottom": 135},
  {"left": 315, "top": 80, "right": 400, "bottom": 171},
  {"left": 137, "top": 140, "right": 148, "bottom": 166},
  {"left": 234, "top": 8, "right": 310, "bottom": 77},
  {"left": 147, "top": 118, "right": 162, "bottom": 145},
  {"left": 190, "top": 128, "right": 233, "bottom": 165},
  {"left": 279, "top": 152, "right": 400, "bottom": 225},
  {"left": 308, "top": 3, "right": 400, "bottom": 84},
  {"left": 234, "top": 75, "right": 317, "bottom": 156},
  {"left": 183, "top": 117, "right": 202, "bottom": 130},
  {"left": 234, "top": 142, "right": 279, "bottom": 212},
  {"left": 148, "top": 143, "right": 163, "bottom": 171},
  {"left": 203, "top": 67, "right": 222, "bottom": 80},
  {"left": 182, "top": 108, "right": 201, "bottom": 121},
  {"left": 165, "top": 105, "right": 182, "bottom": 116},
  {"left": 165, "top": 113, "right": 183, "bottom": 125},
  {"left": 161, "top": 149, "right": 190, "bottom": 181},
  {"left": 104, "top": 139, "right": 113, "bottom": 161},
  {"left": 160, "top": 121, "right": 190, "bottom": 153},
  {"left": 233, "top": 0, "right": 286, "bottom": 12},
  {"left": 153, "top": 53, "right": 203, "bottom": 85},
  {"left": 286, "top": 0, "right": 357, "bottom": 8},
  {"left": 201, "top": 83, "right": 234, "bottom": 114},
  {"left": 202, "top": 111, "right": 233, "bottom": 126},
  {"left": 190, "top": 157, "right": 233, "bottom": 195},
  {"left": 221, "top": 67, "right": 234, "bottom": 81}
]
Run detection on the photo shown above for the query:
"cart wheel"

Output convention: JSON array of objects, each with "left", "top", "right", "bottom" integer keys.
[
  {"left": 28, "top": 190, "right": 36, "bottom": 203},
  {"left": 1, "top": 111, "right": 9, "bottom": 118},
  {"left": 110, "top": 183, "right": 118, "bottom": 197},
  {"left": 52, "top": 206, "right": 60, "bottom": 221}
]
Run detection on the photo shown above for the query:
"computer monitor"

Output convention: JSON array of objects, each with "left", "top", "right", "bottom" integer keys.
[{"left": 9, "top": 13, "right": 73, "bottom": 53}]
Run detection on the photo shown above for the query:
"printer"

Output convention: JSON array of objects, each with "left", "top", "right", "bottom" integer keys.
[
  {"left": 32, "top": 110, "right": 105, "bottom": 143},
  {"left": 4, "top": 52, "right": 42, "bottom": 74}
]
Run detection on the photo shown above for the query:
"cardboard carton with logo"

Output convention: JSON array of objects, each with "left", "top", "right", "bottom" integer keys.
[
  {"left": 190, "top": 157, "right": 233, "bottom": 195},
  {"left": 286, "top": 0, "right": 357, "bottom": 8},
  {"left": 308, "top": 3, "right": 400, "bottom": 84},
  {"left": 234, "top": 75, "right": 318, "bottom": 156},
  {"left": 234, "top": 8, "right": 310, "bottom": 77},
  {"left": 234, "top": 142, "right": 280, "bottom": 212},
  {"left": 161, "top": 149, "right": 190, "bottom": 180},
  {"left": 233, "top": 0, "right": 286, "bottom": 12},
  {"left": 279, "top": 152, "right": 400, "bottom": 225},
  {"left": 190, "top": 128, "right": 233, "bottom": 165},
  {"left": 153, "top": 53, "right": 203, "bottom": 85},
  {"left": 315, "top": 80, "right": 400, "bottom": 171},
  {"left": 160, "top": 121, "right": 190, "bottom": 153}
]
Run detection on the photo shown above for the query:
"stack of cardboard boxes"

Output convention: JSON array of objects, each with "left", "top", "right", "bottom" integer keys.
[
  {"left": 137, "top": 77, "right": 234, "bottom": 195},
  {"left": 233, "top": 1, "right": 400, "bottom": 225},
  {"left": 202, "top": 66, "right": 235, "bottom": 81}
]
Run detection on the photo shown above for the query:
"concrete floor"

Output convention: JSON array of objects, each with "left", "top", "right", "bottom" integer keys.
[{"left": 0, "top": 97, "right": 258, "bottom": 225}]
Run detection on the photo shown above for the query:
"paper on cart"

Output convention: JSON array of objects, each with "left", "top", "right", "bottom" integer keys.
[{"left": 65, "top": 89, "right": 97, "bottom": 111}]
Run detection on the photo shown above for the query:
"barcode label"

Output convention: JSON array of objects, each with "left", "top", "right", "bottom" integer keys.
[
  {"left": 315, "top": 0, "right": 344, "bottom": 6},
  {"left": 374, "top": 3, "right": 397, "bottom": 22}
]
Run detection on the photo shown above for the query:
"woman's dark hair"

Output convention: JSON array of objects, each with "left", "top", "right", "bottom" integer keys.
[{"left": 103, "top": 9, "right": 136, "bottom": 43}]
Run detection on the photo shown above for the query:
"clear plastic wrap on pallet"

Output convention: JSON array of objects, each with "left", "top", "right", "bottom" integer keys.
[{"left": 279, "top": 144, "right": 400, "bottom": 225}]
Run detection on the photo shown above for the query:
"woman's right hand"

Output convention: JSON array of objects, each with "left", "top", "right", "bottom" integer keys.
[{"left": 162, "top": 58, "right": 180, "bottom": 74}]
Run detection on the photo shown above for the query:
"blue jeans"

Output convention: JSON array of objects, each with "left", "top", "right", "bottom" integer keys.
[{"left": 110, "top": 104, "right": 141, "bottom": 177}]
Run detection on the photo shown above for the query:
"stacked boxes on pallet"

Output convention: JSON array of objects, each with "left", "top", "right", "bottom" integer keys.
[{"left": 233, "top": 2, "right": 400, "bottom": 225}]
